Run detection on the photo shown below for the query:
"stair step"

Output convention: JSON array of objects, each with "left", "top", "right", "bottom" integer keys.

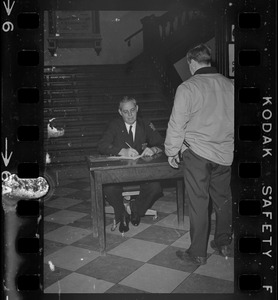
[
  {"left": 44, "top": 106, "right": 169, "bottom": 116},
  {"left": 43, "top": 62, "right": 170, "bottom": 166},
  {"left": 44, "top": 78, "right": 159, "bottom": 87},
  {"left": 44, "top": 87, "right": 160, "bottom": 97},
  {"left": 44, "top": 94, "right": 165, "bottom": 106},
  {"left": 44, "top": 64, "right": 154, "bottom": 76},
  {"left": 46, "top": 128, "right": 167, "bottom": 146},
  {"left": 44, "top": 100, "right": 166, "bottom": 110},
  {"left": 44, "top": 112, "right": 170, "bottom": 123},
  {"left": 45, "top": 116, "right": 169, "bottom": 130}
]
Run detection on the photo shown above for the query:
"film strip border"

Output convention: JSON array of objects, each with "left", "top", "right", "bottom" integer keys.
[
  {"left": 234, "top": 0, "right": 276, "bottom": 297},
  {"left": 1, "top": 0, "right": 44, "bottom": 299},
  {"left": 0, "top": 0, "right": 276, "bottom": 299}
]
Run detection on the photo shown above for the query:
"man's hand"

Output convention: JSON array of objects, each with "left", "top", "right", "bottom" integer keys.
[
  {"left": 141, "top": 147, "right": 155, "bottom": 157},
  {"left": 119, "top": 148, "right": 139, "bottom": 157},
  {"left": 168, "top": 154, "right": 180, "bottom": 168}
]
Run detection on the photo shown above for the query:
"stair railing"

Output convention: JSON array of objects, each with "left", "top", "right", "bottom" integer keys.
[
  {"left": 139, "top": 12, "right": 187, "bottom": 102},
  {"left": 124, "top": 4, "right": 217, "bottom": 102}
]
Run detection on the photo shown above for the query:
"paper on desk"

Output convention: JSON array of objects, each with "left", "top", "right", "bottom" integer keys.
[{"left": 108, "top": 154, "right": 143, "bottom": 160}]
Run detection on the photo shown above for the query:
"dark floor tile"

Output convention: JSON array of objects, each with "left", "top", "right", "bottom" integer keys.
[
  {"left": 148, "top": 246, "right": 199, "bottom": 273},
  {"left": 44, "top": 263, "right": 72, "bottom": 289},
  {"left": 70, "top": 214, "right": 93, "bottom": 229},
  {"left": 173, "top": 273, "right": 234, "bottom": 293},
  {"left": 66, "top": 190, "right": 90, "bottom": 201},
  {"left": 71, "top": 232, "right": 127, "bottom": 252},
  {"left": 66, "top": 200, "right": 91, "bottom": 213},
  {"left": 44, "top": 221, "right": 63, "bottom": 234},
  {"left": 44, "top": 239, "right": 68, "bottom": 256},
  {"left": 105, "top": 284, "right": 149, "bottom": 293},
  {"left": 105, "top": 216, "right": 116, "bottom": 226},
  {"left": 43, "top": 206, "right": 60, "bottom": 217},
  {"left": 134, "top": 225, "right": 186, "bottom": 245},
  {"left": 76, "top": 254, "right": 143, "bottom": 283}
]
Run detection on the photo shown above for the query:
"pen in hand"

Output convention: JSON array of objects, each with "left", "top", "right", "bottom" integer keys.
[
  {"left": 125, "top": 142, "right": 132, "bottom": 149},
  {"left": 125, "top": 142, "right": 139, "bottom": 157}
]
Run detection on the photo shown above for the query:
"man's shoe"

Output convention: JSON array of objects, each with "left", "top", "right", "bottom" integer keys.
[
  {"left": 118, "top": 212, "right": 130, "bottom": 233},
  {"left": 176, "top": 250, "right": 207, "bottom": 265},
  {"left": 130, "top": 211, "right": 140, "bottom": 226},
  {"left": 130, "top": 202, "right": 140, "bottom": 226},
  {"left": 210, "top": 240, "right": 232, "bottom": 257}
]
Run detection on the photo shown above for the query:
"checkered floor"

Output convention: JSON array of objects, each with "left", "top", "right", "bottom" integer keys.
[{"left": 44, "top": 166, "right": 234, "bottom": 294}]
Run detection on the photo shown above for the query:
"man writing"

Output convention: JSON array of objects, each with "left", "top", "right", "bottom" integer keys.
[
  {"left": 98, "top": 96, "right": 164, "bottom": 233},
  {"left": 165, "top": 44, "right": 234, "bottom": 265}
]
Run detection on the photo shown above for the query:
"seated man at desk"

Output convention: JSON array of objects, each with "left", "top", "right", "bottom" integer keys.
[{"left": 98, "top": 96, "right": 164, "bottom": 233}]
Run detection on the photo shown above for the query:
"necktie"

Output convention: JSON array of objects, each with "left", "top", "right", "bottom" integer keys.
[{"left": 128, "top": 125, "right": 133, "bottom": 143}]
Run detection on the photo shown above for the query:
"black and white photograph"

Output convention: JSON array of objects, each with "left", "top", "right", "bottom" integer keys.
[
  {"left": 1, "top": 0, "right": 276, "bottom": 299},
  {"left": 43, "top": 1, "right": 235, "bottom": 294}
]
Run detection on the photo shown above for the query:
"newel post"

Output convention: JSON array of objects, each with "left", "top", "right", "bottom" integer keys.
[{"left": 140, "top": 15, "right": 161, "bottom": 53}]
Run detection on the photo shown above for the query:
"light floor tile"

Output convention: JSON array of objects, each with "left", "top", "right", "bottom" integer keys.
[
  {"left": 155, "top": 214, "right": 190, "bottom": 230},
  {"left": 152, "top": 200, "right": 177, "bottom": 213},
  {"left": 44, "top": 272, "right": 114, "bottom": 293},
  {"left": 106, "top": 222, "right": 151, "bottom": 238},
  {"left": 44, "top": 198, "right": 83, "bottom": 209},
  {"left": 53, "top": 187, "right": 78, "bottom": 197},
  {"left": 44, "top": 210, "right": 88, "bottom": 225},
  {"left": 171, "top": 232, "right": 215, "bottom": 254},
  {"left": 194, "top": 254, "right": 234, "bottom": 282},
  {"left": 134, "top": 225, "right": 186, "bottom": 245},
  {"left": 44, "top": 246, "right": 100, "bottom": 271},
  {"left": 44, "top": 226, "right": 92, "bottom": 244},
  {"left": 108, "top": 238, "right": 167, "bottom": 262},
  {"left": 120, "top": 263, "right": 190, "bottom": 293}
]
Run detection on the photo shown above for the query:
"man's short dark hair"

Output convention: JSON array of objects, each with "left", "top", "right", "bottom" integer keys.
[{"left": 186, "top": 44, "right": 211, "bottom": 65}]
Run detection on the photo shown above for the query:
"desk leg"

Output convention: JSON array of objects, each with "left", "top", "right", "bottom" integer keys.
[
  {"left": 95, "top": 175, "right": 106, "bottom": 255},
  {"left": 177, "top": 179, "right": 184, "bottom": 228},
  {"left": 89, "top": 172, "right": 98, "bottom": 237}
]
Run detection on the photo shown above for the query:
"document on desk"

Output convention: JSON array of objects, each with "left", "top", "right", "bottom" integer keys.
[{"left": 108, "top": 154, "right": 143, "bottom": 160}]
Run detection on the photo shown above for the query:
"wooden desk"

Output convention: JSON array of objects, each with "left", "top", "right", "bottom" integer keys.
[{"left": 86, "top": 153, "right": 184, "bottom": 254}]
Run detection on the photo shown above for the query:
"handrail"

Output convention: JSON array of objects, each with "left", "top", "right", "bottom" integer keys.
[
  {"left": 124, "top": 28, "right": 143, "bottom": 46},
  {"left": 124, "top": 4, "right": 216, "bottom": 102}
]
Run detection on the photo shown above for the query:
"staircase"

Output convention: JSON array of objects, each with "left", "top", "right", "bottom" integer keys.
[
  {"left": 44, "top": 3, "right": 220, "bottom": 167},
  {"left": 44, "top": 63, "right": 171, "bottom": 166}
]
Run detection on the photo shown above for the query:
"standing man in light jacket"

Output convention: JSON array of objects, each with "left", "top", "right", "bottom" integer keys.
[{"left": 165, "top": 44, "right": 234, "bottom": 265}]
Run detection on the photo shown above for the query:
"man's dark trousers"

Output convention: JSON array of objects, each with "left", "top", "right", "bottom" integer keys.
[
  {"left": 104, "top": 182, "right": 162, "bottom": 222},
  {"left": 182, "top": 149, "right": 233, "bottom": 257}
]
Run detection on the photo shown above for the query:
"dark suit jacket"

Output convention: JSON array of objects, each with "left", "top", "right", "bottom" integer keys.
[{"left": 98, "top": 117, "right": 164, "bottom": 155}]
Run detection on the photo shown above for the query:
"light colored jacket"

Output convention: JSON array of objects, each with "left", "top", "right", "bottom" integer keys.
[{"left": 165, "top": 67, "right": 234, "bottom": 166}]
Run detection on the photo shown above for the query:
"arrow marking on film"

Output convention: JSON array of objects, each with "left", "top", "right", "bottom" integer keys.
[
  {"left": 3, "top": 0, "right": 15, "bottom": 16},
  {"left": 1, "top": 138, "right": 13, "bottom": 167}
]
